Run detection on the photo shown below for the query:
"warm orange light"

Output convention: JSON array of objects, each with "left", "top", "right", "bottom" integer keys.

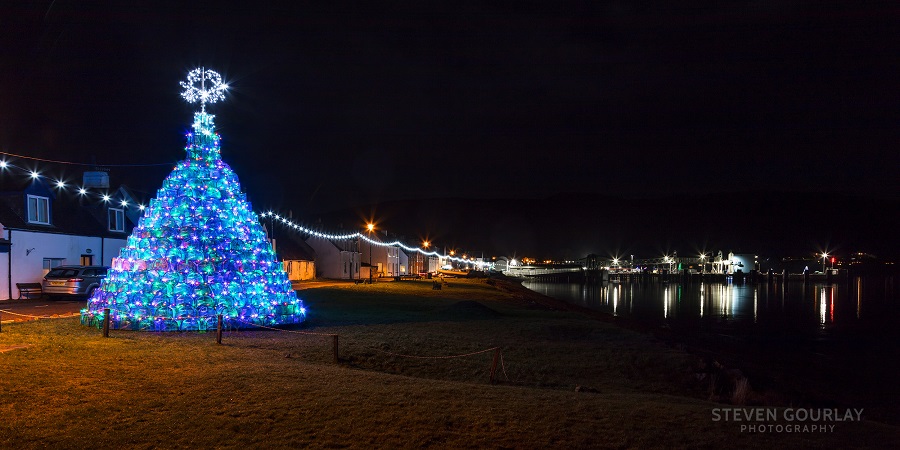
[
  {"left": 366, "top": 223, "right": 375, "bottom": 232},
  {"left": 423, "top": 241, "right": 430, "bottom": 248}
]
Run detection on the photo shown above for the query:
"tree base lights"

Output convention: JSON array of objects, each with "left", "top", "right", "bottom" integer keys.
[{"left": 81, "top": 68, "right": 305, "bottom": 331}]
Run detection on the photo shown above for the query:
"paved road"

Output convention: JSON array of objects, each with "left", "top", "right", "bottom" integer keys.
[{"left": 0, "top": 298, "right": 85, "bottom": 323}]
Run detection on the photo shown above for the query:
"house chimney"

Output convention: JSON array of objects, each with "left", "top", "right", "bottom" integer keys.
[{"left": 83, "top": 170, "right": 109, "bottom": 189}]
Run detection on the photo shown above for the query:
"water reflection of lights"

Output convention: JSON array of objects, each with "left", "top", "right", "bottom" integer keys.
[
  {"left": 709, "top": 283, "right": 739, "bottom": 319},
  {"left": 664, "top": 286, "right": 669, "bottom": 318},
  {"left": 830, "top": 286, "right": 834, "bottom": 323},
  {"left": 612, "top": 285, "right": 619, "bottom": 316},
  {"left": 817, "top": 285, "right": 836, "bottom": 327},
  {"left": 716, "top": 284, "right": 728, "bottom": 317},
  {"left": 629, "top": 284, "right": 634, "bottom": 313},
  {"left": 754, "top": 288, "right": 758, "bottom": 323},
  {"left": 700, "top": 283, "right": 705, "bottom": 318},
  {"left": 521, "top": 278, "right": 878, "bottom": 335},
  {"left": 819, "top": 286, "right": 826, "bottom": 326},
  {"left": 730, "top": 285, "right": 737, "bottom": 318},
  {"left": 663, "top": 285, "right": 677, "bottom": 319}
]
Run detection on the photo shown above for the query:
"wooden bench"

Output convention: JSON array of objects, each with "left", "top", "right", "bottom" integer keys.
[{"left": 16, "top": 282, "right": 43, "bottom": 299}]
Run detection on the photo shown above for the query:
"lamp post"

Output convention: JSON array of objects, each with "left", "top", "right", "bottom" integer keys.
[
  {"left": 356, "top": 234, "right": 360, "bottom": 282},
  {"left": 822, "top": 252, "right": 828, "bottom": 275},
  {"left": 367, "top": 223, "right": 375, "bottom": 283},
  {"left": 423, "top": 241, "right": 430, "bottom": 274},
  {"left": 394, "top": 241, "right": 401, "bottom": 280}
]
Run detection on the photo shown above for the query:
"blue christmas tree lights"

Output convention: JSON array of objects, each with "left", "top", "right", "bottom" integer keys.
[{"left": 81, "top": 68, "right": 306, "bottom": 331}]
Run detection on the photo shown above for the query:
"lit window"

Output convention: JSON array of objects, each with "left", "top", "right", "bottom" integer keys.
[
  {"left": 108, "top": 208, "right": 125, "bottom": 232},
  {"left": 27, "top": 195, "right": 50, "bottom": 224}
]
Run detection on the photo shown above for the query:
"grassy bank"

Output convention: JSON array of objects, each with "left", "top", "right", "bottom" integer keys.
[{"left": 0, "top": 278, "right": 896, "bottom": 448}]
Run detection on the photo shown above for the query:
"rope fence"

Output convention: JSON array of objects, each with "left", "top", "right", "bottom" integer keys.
[
  {"left": 1, "top": 308, "right": 511, "bottom": 384},
  {"left": 370, "top": 345, "right": 510, "bottom": 383},
  {"left": 0, "top": 308, "right": 80, "bottom": 334},
  {"left": 0, "top": 309, "right": 79, "bottom": 320},
  {"left": 370, "top": 346, "right": 498, "bottom": 360}
]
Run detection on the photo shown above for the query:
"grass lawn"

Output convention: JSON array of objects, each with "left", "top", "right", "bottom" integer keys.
[{"left": 1, "top": 278, "right": 896, "bottom": 448}]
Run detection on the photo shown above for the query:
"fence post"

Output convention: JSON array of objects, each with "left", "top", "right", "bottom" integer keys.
[
  {"left": 216, "top": 314, "right": 223, "bottom": 345},
  {"left": 332, "top": 334, "right": 339, "bottom": 363},
  {"left": 102, "top": 308, "right": 110, "bottom": 338},
  {"left": 0, "top": 310, "right": 3, "bottom": 333},
  {"left": 489, "top": 347, "right": 500, "bottom": 384}
]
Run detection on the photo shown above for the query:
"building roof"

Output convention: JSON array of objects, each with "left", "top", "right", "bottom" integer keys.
[
  {"left": 0, "top": 179, "right": 136, "bottom": 237},
  {"left": 274, "top": 233, "right": 317, "bottom": 261}
]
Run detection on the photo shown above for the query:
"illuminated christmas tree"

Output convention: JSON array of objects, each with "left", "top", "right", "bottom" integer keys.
[{"left": 81, "top": 68, "right": 306, "bottom": 331}]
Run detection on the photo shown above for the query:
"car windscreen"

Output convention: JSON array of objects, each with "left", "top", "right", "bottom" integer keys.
[{"left": 46, "top": 268, "right": 80, "bottom": 278}]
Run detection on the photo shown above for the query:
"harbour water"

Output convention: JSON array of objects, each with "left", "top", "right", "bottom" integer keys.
[{"left": 522, "top": 277, "right": 899, "bottom": 343}]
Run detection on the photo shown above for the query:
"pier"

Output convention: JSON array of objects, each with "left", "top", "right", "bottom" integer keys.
[{"left": 505, "top": 257, "right": 853, "bottom": 285}]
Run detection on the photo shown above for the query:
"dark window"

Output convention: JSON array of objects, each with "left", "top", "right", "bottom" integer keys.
[
  {"left": 27, "top": 195, "right": 50, "bottom": 224},
  {"left": 108, "top": 208, "right": 124, "bottom": 232}
]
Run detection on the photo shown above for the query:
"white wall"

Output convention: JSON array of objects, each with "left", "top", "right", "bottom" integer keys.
[
  {"left": 399, "top": 251, "right": 408, "bottom": 274},
  {"left": 283, "top": 260, "right": 315, "bottom": 281},
  {"left": 361, "top": 241, "right": 401, "bottom": 276},
  {"left": 1, "top": 229, "right": 125, "bottom": 300},
  {"left": 306, "top": 237, "right": 341, "bottom": 279},
  {"left": 306, "top": 237, "right": 359, "bottom": 280}
]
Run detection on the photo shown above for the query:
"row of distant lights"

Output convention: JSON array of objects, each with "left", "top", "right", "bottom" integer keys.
[
  {"left": 0, "top": 161, "right": 486, "bottom": 266},
  {"left": 0, "top": 161, "right": 148, "bottom": 211},
  {"left": 261, "top": 211, "right": 488, "bottom": 266}
]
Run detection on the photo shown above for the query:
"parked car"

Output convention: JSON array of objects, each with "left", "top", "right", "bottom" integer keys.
[{"left": 42, "top": 265, "right": 108, "bottom": 299}]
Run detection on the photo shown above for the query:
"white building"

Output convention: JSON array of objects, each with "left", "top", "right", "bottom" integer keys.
[
  {"left": 359, "top": 231, "right": 400, "bottom": 277},
  {"left": 305, "top": 236, "right": 360, "bottom": 280},
  {"left": 272, "top": 234, "right": 317, "bottom": 281},
  {"left": 0, "top": 179, "right": 134, "bottom": 299}
]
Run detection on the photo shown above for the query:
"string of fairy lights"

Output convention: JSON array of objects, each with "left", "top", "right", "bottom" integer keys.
[
  {"left": 260, "top": 211, "right": 487, "bottom": 266},
  {"left": 0, "top": 153, "right": 489, "bottom": 268},
  {"left": 0, "top": 155, "right": 156, "bottom": 211}
]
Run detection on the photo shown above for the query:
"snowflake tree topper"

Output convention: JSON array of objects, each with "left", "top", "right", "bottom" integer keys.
[{"left": 180, "top": 68, "right": 228, "bottom": 112}]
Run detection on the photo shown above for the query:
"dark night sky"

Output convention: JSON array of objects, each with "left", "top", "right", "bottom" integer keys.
[{"left": 1, "top": 1, "right": 898, "bottom": 257}]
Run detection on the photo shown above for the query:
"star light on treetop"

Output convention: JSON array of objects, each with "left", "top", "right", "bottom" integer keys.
[{"left": 179, "top": 67, "right": 228, "bottom": 112}]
